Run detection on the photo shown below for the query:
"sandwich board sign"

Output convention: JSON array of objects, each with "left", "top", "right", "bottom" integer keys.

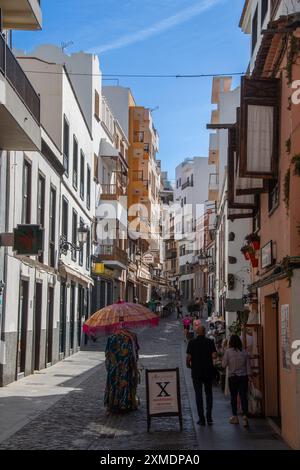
[{"left": 145, "top": 368, "right": 183, "bottom": 432}]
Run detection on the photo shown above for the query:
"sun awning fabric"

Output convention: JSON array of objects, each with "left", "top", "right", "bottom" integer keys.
[
  {"left": 100, "top": 139, "right": 120, "bottom": 158},
  {"left": 239, "top": 76, "right": 279, "bottom": 178}
]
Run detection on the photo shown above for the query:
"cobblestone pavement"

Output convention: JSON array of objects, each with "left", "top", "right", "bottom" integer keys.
[
  {"left": 0, "top": 314, "right": 198, "bottom": 450},
  {"left": 0, "top": 313, "right": 289, "bottom": 450}
]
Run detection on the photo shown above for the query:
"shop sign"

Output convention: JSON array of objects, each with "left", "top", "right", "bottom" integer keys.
[
  {"left": 146, "top": 368, "right": 182, "bottom": 432},
  {"left": 261, "top": 241, "right": 273, "bottom": 269},
  {"left": 92, "top": 263, "right": 105, "bottom": 274},
  {"left": 281, "top": 304, "right": 291, "bottom": 370},
  {"left": 142, "top": 252, "right": 155, "bottom": 265}
]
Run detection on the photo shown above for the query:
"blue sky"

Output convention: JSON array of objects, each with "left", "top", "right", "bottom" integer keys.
[{"left": 13, "top": 0, "right": 250, "bottom": 181}]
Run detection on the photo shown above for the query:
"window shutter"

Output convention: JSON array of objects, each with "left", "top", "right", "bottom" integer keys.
[
  {"left": 228, "top": 127, "right": 255, "bottom": 209},
  {"left": 239, "top": 76, "right": 280, "bottom": 178}
]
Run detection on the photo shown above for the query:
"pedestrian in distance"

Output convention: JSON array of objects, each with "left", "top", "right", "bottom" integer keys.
[
  {"left": 183, "top": 314, "right": 191, "bottom": 342},
  {"left": 222, "top": 334, "right": 252, "bottom": 427},
  {"left": 176, "top": 300, "right": 183, "bottom": 319},
  {"left": 186, "top": 325, "right": 217, "bottom": 426}
]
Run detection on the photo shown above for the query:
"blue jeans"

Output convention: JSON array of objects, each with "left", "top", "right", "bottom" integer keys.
[{"left": 192, "top": 378, "right": 213, "bottom": 419}]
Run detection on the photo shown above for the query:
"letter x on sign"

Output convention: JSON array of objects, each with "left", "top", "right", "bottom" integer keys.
[{"left": 156, "top": 382, "right": 170, "bottom": 397}]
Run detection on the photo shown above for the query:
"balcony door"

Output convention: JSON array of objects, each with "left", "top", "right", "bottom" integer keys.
[
  {"left": 17, "top": 280, "right": 29, "bottom": 377},
  {"left": 33, "top": 282, "right": 43, "bottom": 371},
  {"left": 46, "top": 286, "right": 54, "bottom": 365}
]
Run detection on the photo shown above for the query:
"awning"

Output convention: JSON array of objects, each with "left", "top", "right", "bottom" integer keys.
[
  {"left": 100, "top": 139, "right": 119, "bottom": 158},
  {"left": 59, "top": 263, "right": 94, "bottom": 287}
]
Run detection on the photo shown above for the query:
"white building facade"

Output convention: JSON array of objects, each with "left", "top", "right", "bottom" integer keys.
[{"left": 175, "top": 157, "right": 210, "bottom": 301}]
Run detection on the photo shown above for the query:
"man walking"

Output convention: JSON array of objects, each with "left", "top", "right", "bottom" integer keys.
[{"left": 186, "top": 325, "right": 217, "bottom": 425}]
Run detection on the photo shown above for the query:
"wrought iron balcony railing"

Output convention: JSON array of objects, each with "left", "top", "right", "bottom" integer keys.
[{"left": 0, "top": 34, "right": 40, "bottom": 123}]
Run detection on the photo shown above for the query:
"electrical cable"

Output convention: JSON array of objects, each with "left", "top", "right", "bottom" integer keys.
[{"left": 16, "top": 68, "right": 246, "bottom": 79}]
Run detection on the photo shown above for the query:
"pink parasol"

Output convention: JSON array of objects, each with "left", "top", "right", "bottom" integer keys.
[{"left": 83, "top": 301, "right": 160, "bottom": 335}]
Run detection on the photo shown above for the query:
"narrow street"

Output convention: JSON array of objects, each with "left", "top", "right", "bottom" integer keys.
[{"left": 0, "top": 315, "right": 289, "bottom": 451}]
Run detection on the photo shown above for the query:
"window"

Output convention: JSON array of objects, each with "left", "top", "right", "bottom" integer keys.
[
  {"left": 86, "top": 229, "right": 90, "bottom": 271},
  {"left": 252, "top": 6, "right": 258, "bottom": 53},
  {"left": 37, "top": 174, "right": 45, "bottom": 263},
  {"left": 94, "top": 153, "right": 99, "bottom": 182},
  {"left": 49, "top": 186, "right": 56, "bottom": 268},
  {"left": 63, "top": 116, "right": 70, "bottom": 175},
  {"left": 261, "top": 0, "right": 268, "bottom": 26},
  {"left": 37, "top": 174, "right": 45, "bottom": 228},
  {"left": 191, "top": 174, "right": 194, "bottom": 186},
  {"left": 72, "top": 210, "right": 78, "bottom": 261},
  {"left": 79, "top": 218, "right": 84, "bottom": 266},
  {"left": 94, "top": 90, "right": 100, "bottom": 121},
  {"left": 22, "top": 160, "right": 31, "bottom": 224},
  {"left": 87, "top": 165, "right": 91, "bottom": 210},
  {"left": 253, "top": 194, "right": 261, "bottom": 234},
  {"left": 134, "top": 131, "right": 144, "bottom": 143},
  {"left": 80, "top": 151, "right": 85, "bottom": 200},
  {"left": 73, "top": 135, "right": 78, "bottom": 189},
  {"left": 268, "top": 178, "right": 279, "bottom": 214},
  {"left": 62, "top": 197, "right": 69, "bottom": 239},
  {"left": 179, "top": 178, "right": 181, "bottom": 187}
]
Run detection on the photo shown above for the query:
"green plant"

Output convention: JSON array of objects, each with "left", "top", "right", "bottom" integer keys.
[
  {"left": 245, "top": 233, "right": 260, "bottom": 243},
  {"left": 282, "top": 256, "right": 294, "bottom": 287},
  {"left": 286, "top": 35, "right": 300, "bottom": 85},
  {"left": 291, "top": 154, "right": 300, "bottom": 176},
  {"left": 284, "top": 168, "right": 291, "bottom": 210},
  {"left": 228, "top": 320, "right": 242, "bottom": 336},
  {"left": 286, "top": 137, "right": 291, "bottom": 155}
]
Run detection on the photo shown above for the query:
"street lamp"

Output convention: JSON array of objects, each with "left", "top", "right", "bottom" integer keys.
[{"left": 59, "top": 224, "right": 89, "bottom": 255}]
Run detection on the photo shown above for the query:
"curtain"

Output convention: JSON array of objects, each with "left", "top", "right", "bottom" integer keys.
[{"left": 247, "top": 105, "right": 273, "bottom": 173}]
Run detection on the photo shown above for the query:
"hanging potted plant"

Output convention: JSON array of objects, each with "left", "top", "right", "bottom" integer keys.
[
  {"left": 245, "top": 233, "right": 260, "bottom": 251},
  {"left": 241, "top": 245, "right": 250, "bottom": 260},
  {"left": 250, "top": 257, "right": 259, "bottom": 268}
]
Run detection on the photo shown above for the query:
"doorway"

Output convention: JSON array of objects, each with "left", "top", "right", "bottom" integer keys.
[
  {"left": 46, "top": 286, "right": 54, "bottom": 365},
  {"left": 264, "top": 295, "right": 281, "bottom": 428},
  {"left": 16, "top": 280, "right": 29, "bottom": 377},
  {"left": 77, "top": 285, "right": 83, "bottom": 349},
  {"left": 59, "top": 282, "right": 67, "bottom": 356},
  {"left": 70, "top": 282, "right": 75, "bottom": 351},
  {"left": 33, "top": 282, "right": 43, "bottom": 371}
]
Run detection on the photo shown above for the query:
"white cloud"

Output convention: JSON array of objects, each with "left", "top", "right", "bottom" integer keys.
[{"left": 90, "top": 0, "right": 222, "bottom": 54}]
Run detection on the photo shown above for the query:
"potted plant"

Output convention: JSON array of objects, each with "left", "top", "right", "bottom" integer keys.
[
  {"left": 241, "top": 245, "right": 250, "bottom": 260},
  {"left": 245, "top": 233, "right": 260, "bottom": 251},
  {"left": 249, "top": 256, "right": 259, "bottom": 268}
]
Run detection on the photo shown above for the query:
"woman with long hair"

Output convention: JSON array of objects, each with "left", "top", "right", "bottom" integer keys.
[{"left": 222, "top": 334, "right": 252, "bottom": 427}]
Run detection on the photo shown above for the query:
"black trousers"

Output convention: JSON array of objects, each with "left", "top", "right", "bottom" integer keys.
[
  {"left": 192, "top": 378, "right": 213, "bottom": 419},
  {"left": 228, "top": 375, "right": 249, "bottom": 416}
]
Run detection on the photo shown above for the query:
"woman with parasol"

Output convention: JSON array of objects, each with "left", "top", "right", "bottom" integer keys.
[{"left": 83, "top": 300, "right": 159, "bottom": 414}]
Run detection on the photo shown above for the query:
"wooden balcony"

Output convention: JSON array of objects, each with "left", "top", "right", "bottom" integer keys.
[
  {"left": 0, "top": 0, "right": 42, "bottom": 30},
  {"left": 96, "top": 244, "right": 128, "bottom": 268},
  {"left": 100, "top": 183, "right": 127, "bottom": 200}
]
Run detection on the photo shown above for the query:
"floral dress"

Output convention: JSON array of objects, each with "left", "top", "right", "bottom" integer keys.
[{"left": 104, "top": 330, "right": 139, "bottom": 413}]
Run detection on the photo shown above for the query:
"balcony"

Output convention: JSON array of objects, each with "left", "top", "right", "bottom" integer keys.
[
  {"left": 95, "top": 244, "right": 128, "bottom": 270},
  {"left": 0, "top": 0, "right": 42, "bottom": 30},
  {"left": 182, "top": 179, "right": 193, "bottom": 190},
  {"left": 0, "top": 35, "right": 41, "bottom": 150},
  {"left": 100, "top": 182, "right": 127, "bottom": 200},
  {"left": 208, "top": 173, "right": 219, "bottom": 201},
  {"left": 165, "top": 248, "right": 177, "bottom": 260}
]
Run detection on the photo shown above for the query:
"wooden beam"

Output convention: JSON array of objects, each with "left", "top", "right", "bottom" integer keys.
[{"left": 206, "top": 124, "right": 236, "bottom": 130}]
